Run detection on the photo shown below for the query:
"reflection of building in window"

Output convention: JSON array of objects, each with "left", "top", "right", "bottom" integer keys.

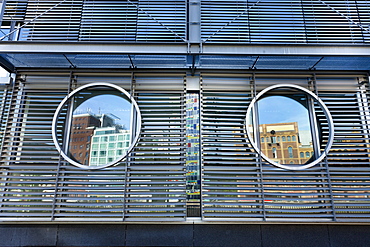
[
  {"left": 69, "top": 113, "right": 127, "bottom": 165},
  {"left": 89, "top": 126, "right": 131, "bottom": 166},
  {"left": 69, "top": 113, "right": 101, "bottom": 165},
  {"left": 259, "top": 122, "right": 313, "bottom": 164}
]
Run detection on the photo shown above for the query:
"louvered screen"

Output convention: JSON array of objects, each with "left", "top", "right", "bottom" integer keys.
[
  {"left": 200, "top": 74, "right": 264, "bottom": 220},
  {"left": 0, "top": 72, "right": 187, "bottom": 221},
  {"left": 357, "top": 0, "right": 370, "bottom": 43},
  {"left": 1, "top": 71, "right": 370, "bottom": 222},
  {"left": 248, "top": 0, "right": 306, "bottom": 43},
  {"left": 136, "top": 0, "right": 186, "bottom": 42},
  {"left": 79, "top": 0, "right": 138, "bottom": 41},
  {"left": 252, "top": 76, "right": 335, "bottom": 220},
  {"left": 301, "top": 0, "right": 363, "bottom": 43},
  {"left": 3, "top": 0, "right": 28, "bottom": 20},
  {"left": 0, "top": 83, "right": 11, "bottom": 156},
  {"left": 200, "top": 0, "right": 250, "bottom": 43},
  {"left": 0, "top": 74, "right": 70, "bottom": 220},
  {"left": 201, "top": 0, "right": 370, "bottom": 43},
  {"left": 316, "top": 76, "right": 370, "bottom": 221},
  {"left": 126, "top": 74, "right": 187, "bottom": 221},
  {"left": 201, "top": 74, "right": 370, "bottom": 221},
  {"left": 6, "top": 0, "right": 186, "bottom": 42},
  {"left": 2, "top": 0, "right": 370, "bottom": 43},
  {"left": 20, "top": 0, "right": 83, "bottom": 41}
]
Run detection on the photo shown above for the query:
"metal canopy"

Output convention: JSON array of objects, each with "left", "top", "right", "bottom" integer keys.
[{"left": 0, "top": 43, "right": 370, "bottom": 71}]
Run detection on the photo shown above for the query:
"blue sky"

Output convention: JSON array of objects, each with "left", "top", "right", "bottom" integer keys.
[
  {"left": 74, "top": 94, "right": 132, "bottom": 129},
  {"left": 257, "top": 96, "right": 312, "bottom": 144}
]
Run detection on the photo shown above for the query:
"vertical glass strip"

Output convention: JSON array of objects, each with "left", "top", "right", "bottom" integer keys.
[{"left": 185, "top": 93, "right": 201, "bottom": 216}]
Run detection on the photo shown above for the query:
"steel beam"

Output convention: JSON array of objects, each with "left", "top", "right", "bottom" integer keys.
[
  {"left": 0, "top": 42, "right": 370, "bottom": 56},
  {"left": 0, "top": 42, "right": 189, "bottom": 55},
  {"left": 0, "top": 55, "right": 15, "bottom": 72},
  {"left": 188, "top": 0, "right": 201, "bottom": 43}
]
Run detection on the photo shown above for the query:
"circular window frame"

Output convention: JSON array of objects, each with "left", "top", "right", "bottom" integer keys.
[
  {"left": 52, "top": 82, "right": 141, "bottom": 170},
  {"left": 245, "top": 84, "right": 334, "bottom": 170}
]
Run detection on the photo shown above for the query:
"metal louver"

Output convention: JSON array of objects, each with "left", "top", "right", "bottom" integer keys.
[
  {"left": 136, "top": 0, "right": 186, "bottom": 42},
  {"left": 126, "top": 74, "right": 187, "bottom": 221},
  {"left": 2, "top": 0, "right": 370, "bottom": 43},
  {"left": 0, "top": 75, "right": 70, "bottom": 220},
  {"left": 3, "top": 0, "right": 186, "bottom": 42},
  {"left": 0, "top": 71, "right": 369, "bottom": 222},
  {"left": 79, "top": 0, "right": 138, "bottom": 41},
  {"left": 0, "top": 72, "right": 187, "bottom": 221},
  {"left": 201, "top": 0, "right": 370, "bottom": 43},
  {"left": 301, "top": 0, "right": 363, "bottom": 43},
  {"left": 0, "top": 83, "right": 11, "bottom": 156},
  {"left": 201, "top": 0, "right": 250, "bottom": 42},
  {"left": 317, "top": 76, "right": 370, "bottom": 221},
  {"left": 3, "top": 0, "right": 28, "bottom": 20},
  {"left": 200, "top": 74, "right": 262, "bottom": 219},
  {"left": 201, "top": 73, "right": 370, "bottom": 222},
  {"left": 21, "top": 0, "right": 83, "bottom": 41}
]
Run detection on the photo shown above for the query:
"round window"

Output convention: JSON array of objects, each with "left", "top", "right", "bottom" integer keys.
[
  {"left": 52, "top": 83, "right": 141, "bottom": 169},
  {"left": 246, "top": 84, "right": 334, "bottom": 170}
]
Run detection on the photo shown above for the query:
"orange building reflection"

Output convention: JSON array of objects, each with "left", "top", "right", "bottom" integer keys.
[{"left": 259, "top": 122, "right": 314, "bottom": 165}]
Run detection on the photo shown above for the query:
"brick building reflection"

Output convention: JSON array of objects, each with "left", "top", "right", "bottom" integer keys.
[
  {"left": 69, "top": 114, "right": 101, "bottom": 165},
  {"left": 259, "top": 122, "right": 314, "bottom": 164},
  {"left": 69, "top": 113, "right": 130, "bottom": 166}
]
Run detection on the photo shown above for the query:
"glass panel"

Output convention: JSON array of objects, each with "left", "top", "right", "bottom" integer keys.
[
  {"left": 257, "top": 95, "right": 314, "bottom": 165},
  {"left": 58, "top": 86, "right": 134, "bottom": 167},
  {"left": 186, "top": 93, "right": 201, "bottom": 216}
]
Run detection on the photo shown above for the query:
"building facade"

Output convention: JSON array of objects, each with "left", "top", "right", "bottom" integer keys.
[
  {"left": 259, "top": 122, "right": 314, "bottom": 165},
  {"left": 89, "top": 127, "right": 131, "bottom": 166},
  {"left": 69, "top": 113, "right": 101, "bottom": 165},
  {"left": 0, "top": 1, "right": 370, "bottom": 246}
]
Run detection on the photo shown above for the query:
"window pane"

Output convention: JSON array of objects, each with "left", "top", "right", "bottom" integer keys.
[
  {"left": 288, "top": 147, "right": 293, "bottom": 158},
  {"left": 59, "top": 85, "right": 137, "bottom": 167},
  {"left": 256, "top": 95, "right": 314, "bottom": 165}
]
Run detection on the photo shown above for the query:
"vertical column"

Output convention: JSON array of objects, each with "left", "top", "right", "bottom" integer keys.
[
  {"left": 250, "top": 74, "right": 266, "bottom": 220},
  {"left": 307, "top": 75, "right": 321, "bottom": 159}
]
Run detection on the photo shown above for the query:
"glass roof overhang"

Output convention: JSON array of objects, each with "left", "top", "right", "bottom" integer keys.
[{"left": 0, "top": 42, "right": 370, "bottom": 72}]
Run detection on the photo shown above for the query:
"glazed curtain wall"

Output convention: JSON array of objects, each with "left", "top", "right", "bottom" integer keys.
[{"left": 0, "top": 71, "right": 369, "bottom": 222}]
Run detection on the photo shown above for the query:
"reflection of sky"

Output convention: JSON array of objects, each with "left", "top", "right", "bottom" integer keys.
[
  {"left": 258, "top": 96, "right": 312, "bottom": 145},
  {"left": 74, "top": 95, "right": 132, "bottom": 129}
]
